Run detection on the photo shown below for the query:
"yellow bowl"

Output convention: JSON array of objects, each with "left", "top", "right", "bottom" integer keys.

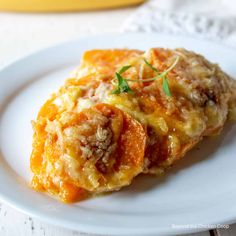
[{"left": 0, "top": 0, "right": 146, "bottom": 12}]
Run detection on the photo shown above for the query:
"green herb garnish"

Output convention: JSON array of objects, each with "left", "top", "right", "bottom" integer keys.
[
  {"left": 162, "top": 76, "right": 172, "bottom": 97},
  {"left": 112, "top": 70, "right": 133, "bottom": 94},
  {"left": 144, "top": 59, "right": 159, "bottom": 73},
  {"left": 143, "top": 57, "right": 179, "bottom": 96},
  {"left": 112, "top": 56, "right": 179, "bottom": 96},
  {"left": 117, "top": 65, "right": 132, "bottom": 74}
]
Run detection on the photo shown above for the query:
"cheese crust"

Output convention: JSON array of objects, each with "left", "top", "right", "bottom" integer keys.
[{"left": 30, "top": 48, "right": 236, "bottom": 202}]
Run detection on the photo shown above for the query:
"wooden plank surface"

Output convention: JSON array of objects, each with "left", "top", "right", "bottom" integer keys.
[{"left": 216, "top": 224, "right": 236, "bottom": 236}]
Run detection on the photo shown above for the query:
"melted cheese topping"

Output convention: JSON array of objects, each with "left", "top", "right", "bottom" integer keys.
[{"left": 30, "top": 48, "right": 236, "bottom": 202}]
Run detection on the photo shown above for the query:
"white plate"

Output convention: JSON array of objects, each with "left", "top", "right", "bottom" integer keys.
[{"left": 0, "top": 33, "right": 236, "bottom": 236}]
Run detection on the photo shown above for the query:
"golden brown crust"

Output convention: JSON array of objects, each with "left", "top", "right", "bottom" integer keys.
[{"left": 30, "top": 48, "right": 236, "bottom": 202}]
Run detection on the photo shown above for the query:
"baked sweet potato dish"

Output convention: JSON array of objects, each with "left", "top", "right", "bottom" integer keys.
[{"left": 30, "top": 48, "right": 236, "bottom": 202}]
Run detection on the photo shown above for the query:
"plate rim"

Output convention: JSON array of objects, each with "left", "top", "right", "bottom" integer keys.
[{"left": 0, "top": 32, "right": 236, "bottom": 235}]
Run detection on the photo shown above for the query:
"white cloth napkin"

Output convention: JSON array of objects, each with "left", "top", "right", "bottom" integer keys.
[{"left": 122, "top": 0, "right": 236, "bottom": 47}]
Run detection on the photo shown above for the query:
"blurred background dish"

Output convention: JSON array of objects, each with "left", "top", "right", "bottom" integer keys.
[{"left": 0, "top": 0, "right": 145, "bottom": 12}]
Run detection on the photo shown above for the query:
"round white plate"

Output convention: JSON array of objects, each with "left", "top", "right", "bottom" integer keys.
[{"left": 0, "top": 33, "right": 236, "bottom": 236}]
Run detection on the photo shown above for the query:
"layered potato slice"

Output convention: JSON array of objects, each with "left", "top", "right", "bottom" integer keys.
[
  {"left": 30, "top": 77, "right": 146, "bottom": 202},
  {"left": 73, "top": 49, "right": 143, "bottom": 78},
  {"left": 30, "top": 48, "right": 236, "bottom": 202}
]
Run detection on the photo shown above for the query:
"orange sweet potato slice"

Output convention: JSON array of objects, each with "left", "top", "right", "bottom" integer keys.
[
  {"left": 30, "top": 102, "right": 146, "bottom": 202},
  {"left": 30, "top": 97, "right": 58, "bottom": 174},
  {"left": 66, "top": 103, "right": 147, "bottom": 192},
  {"left": 75, "top": 49, "right": 143, "bottom": 78}
]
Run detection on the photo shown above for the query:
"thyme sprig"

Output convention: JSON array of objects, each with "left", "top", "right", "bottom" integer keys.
[
  {"left": 112, "top": 56, "right": 179, "bottom": 96},
  {"left": 112, "top": 66, "right": 133, "bottom": 94}
]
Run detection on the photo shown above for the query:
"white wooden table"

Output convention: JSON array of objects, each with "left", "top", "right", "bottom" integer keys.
[{"left": 0, "top": 7, "right": 235, "bottom": 236}]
